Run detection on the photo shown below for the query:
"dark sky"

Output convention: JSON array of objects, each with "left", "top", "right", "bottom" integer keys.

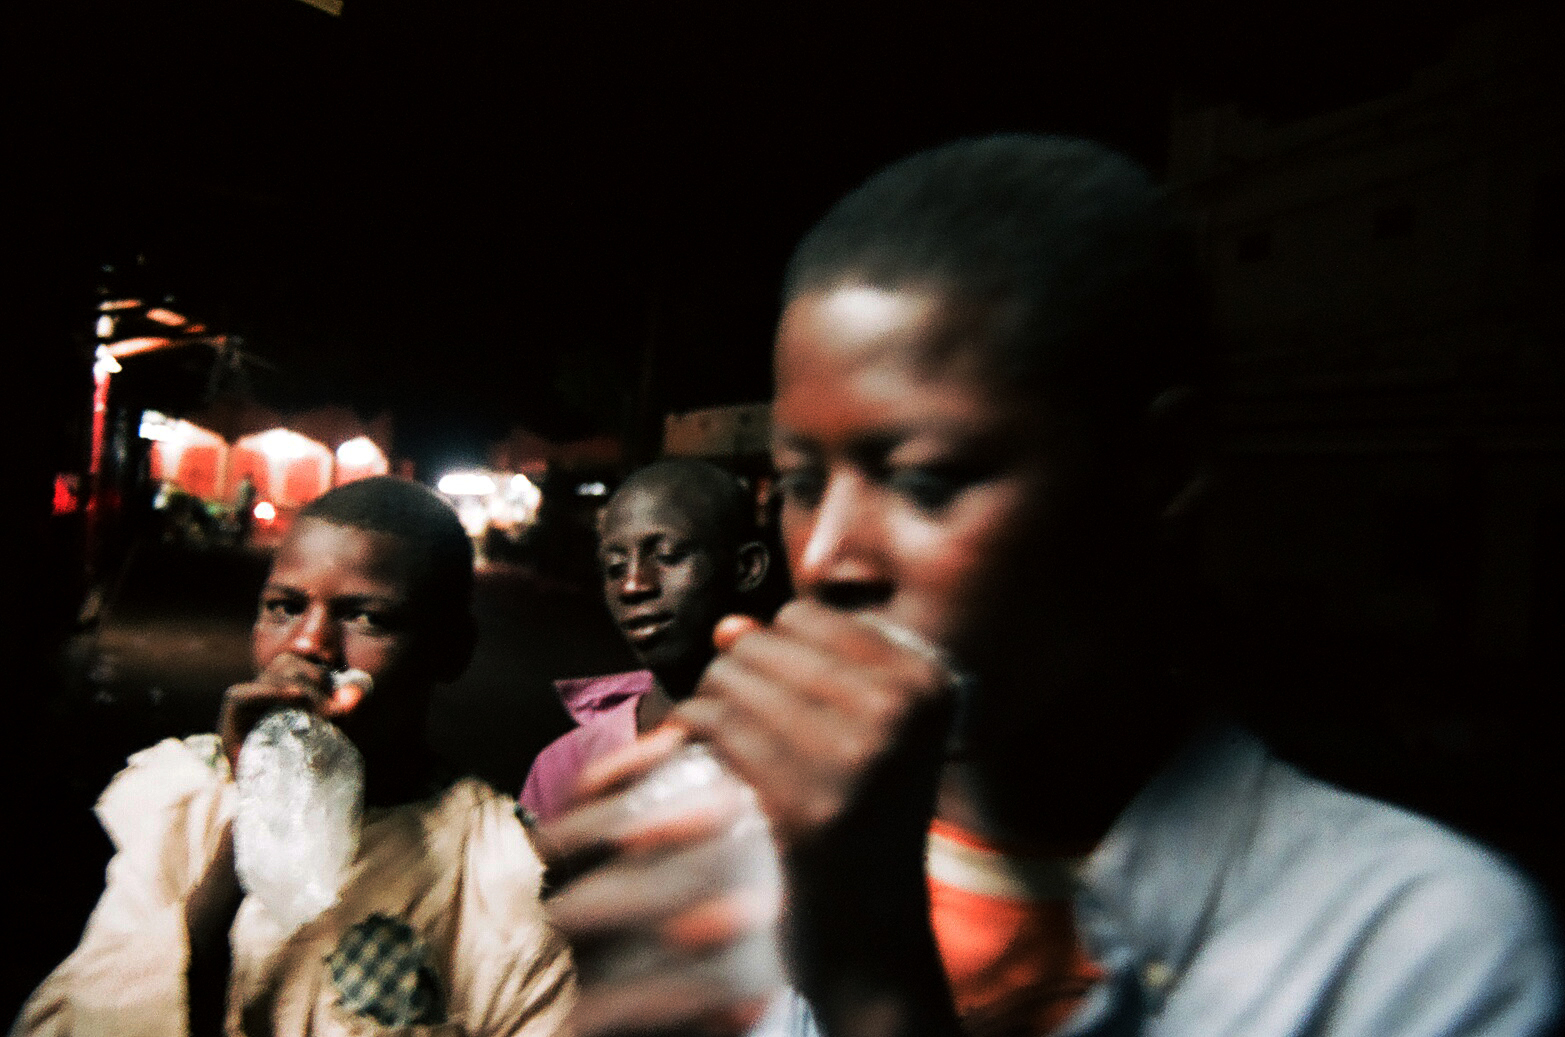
[{"left": 18, "top": 0, "right": 1495, "bottom": 476}]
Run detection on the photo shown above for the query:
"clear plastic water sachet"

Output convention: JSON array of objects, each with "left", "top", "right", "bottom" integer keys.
[{"left": 234, "top": 707, "right": 364, "bottom": 932}]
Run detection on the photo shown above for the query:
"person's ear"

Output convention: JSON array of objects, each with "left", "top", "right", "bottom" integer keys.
[
  {"left": 734, "top": 540, "right": 770, "bottom": 594},
  {"left": 1141, "top": 384, "right": 1212, "bottom": 526}
]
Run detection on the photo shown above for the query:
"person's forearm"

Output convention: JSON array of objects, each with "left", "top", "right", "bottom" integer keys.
[
  {"left": 802, "top": 962, "right": 963, "bottom": 1037},
  {"left": 789, "top": 866, "right": 962, "bottom": 1037}
]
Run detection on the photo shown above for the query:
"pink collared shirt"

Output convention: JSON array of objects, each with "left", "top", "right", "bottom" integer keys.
[{"left": 518, "top": 670, "right": 656, "bottom": 824}]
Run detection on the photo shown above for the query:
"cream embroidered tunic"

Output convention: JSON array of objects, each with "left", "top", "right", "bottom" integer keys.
[{"left": 13, "top": 736, "right": 575, "bottom": 1036}]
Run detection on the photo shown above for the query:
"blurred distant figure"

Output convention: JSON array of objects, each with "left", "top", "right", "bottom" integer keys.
[
  {"left": 519, "top": 458, "right": 769, "bottom": 823},
  {"left": 13, "top": 476, "right": 573, "bottom": 1037},
  {"left": 231, "top": 474, "right": 256, "bottom": 545},
  {"left": 152, "top": 484, "right": 215, "bottom": 547}
]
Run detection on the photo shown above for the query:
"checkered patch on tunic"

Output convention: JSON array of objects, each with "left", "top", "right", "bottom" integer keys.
[{"left": 326, "top": 913, "right": 446, "bottom": 1026}]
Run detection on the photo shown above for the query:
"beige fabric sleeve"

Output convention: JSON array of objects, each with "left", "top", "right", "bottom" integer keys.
[{"left": 447, "top": 784, "right": 576, "bottom": 1037}]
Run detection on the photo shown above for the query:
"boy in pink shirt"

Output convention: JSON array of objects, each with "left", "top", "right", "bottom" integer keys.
[{"left": 520, "top": 459, "right": 769, "bottom": 823}]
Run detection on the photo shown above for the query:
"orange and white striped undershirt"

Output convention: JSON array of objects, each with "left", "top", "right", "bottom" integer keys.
[{"left": 926, "top": 820, "right": 1103, "bottom": 1037}]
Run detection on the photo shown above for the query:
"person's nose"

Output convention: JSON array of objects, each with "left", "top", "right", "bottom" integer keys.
[
  {"left": 791, "top": 472, "right": 892, "bottom": 608},
  {"left": 289, "top": 602, "right": 340, "bottom": 665},
  {"left": 618, "top": 552, "right": 658, "bottom": 601}
]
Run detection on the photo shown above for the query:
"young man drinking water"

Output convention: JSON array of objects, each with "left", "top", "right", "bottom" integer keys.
[
  {"left": 16, "top": 477, "right": 574, "bottom": 1037},
  {"left": 540, "top": 136, "right": 1560, "bottom": 1037}
]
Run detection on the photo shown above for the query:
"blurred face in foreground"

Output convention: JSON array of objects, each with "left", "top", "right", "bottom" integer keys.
[{"left": 772, "top": 282, "right": 1112, "bottom": 695}]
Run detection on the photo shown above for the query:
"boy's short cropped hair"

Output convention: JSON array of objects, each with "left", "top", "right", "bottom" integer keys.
[
  {"left": 298, "top": 475, "right": 474, "bottom": 620},
  {"left": 611, "top": 459, "right": 756, "bottom": 550},
  {"left": 783, "top": 134, "right": 1213, "bottom": 429}
]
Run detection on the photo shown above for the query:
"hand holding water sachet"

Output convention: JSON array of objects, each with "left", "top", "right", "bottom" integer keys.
[{"left": 539, "top": 607, "right": 964, "bottom": 1037}]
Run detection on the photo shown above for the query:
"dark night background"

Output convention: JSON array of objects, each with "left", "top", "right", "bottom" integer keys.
[
  {"left": 8, "top": 0, "right": 1564, "bottom": 1022},
  {"left": 15, "top": 0, "right": 1511, "bottom": 472}
]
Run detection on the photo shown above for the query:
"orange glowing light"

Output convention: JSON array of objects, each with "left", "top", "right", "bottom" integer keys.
[
  {"left": 145, "top": 307, "right": 187, "bottom": 327},
  {"left": 105, "top": 336, "right": 175, "bottom": 359},
  {"left": 254, "top": 501, "right": 277, "bottom": 522}
]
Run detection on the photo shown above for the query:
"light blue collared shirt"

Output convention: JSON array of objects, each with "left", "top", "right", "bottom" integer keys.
[{"left": 775, "top": 726, "right": 1560, "bottom": 1036}]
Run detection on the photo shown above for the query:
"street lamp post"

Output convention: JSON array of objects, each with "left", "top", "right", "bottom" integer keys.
[
  {"left": 83, "top": 314, "right": 231, "bottom": 581},
  {"left": 84, "top": 345, "right": 122, "bottom": 581}
]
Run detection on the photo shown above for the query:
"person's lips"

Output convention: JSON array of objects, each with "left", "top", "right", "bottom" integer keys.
[{"left": 620, "top": 613, "right": 673, "bottom": 643}]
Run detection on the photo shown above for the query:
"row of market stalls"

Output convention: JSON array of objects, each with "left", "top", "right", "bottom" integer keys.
[
  {"left": 434, "top": 427, "right": 625, "bottom": 559},
  {"left": 138, "top": 397, "right": 634, "bottom": 555},
  {"left": 440, "top": 404, "right": 779, "bottom": 553},
  {"left": 133, "top": 394, "right": 771, "bottom": 558},
  {"left": 140, "top": 399, "right": 393, "bottom": 541}
]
